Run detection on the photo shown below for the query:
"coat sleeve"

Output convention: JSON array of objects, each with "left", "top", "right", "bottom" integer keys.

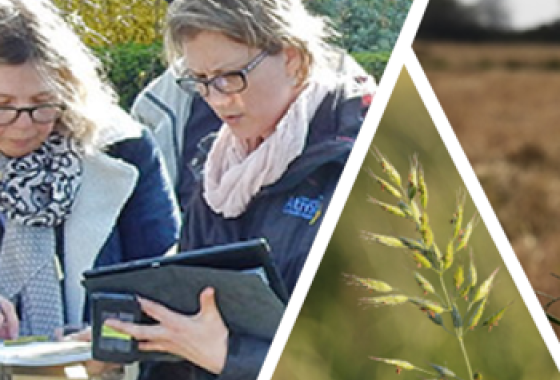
[
  {"left": 217, "top": 333, "right": 271, "bottom": 380},
  {"left": 102, "top": 128, "right": 181, "bottom": 263}
]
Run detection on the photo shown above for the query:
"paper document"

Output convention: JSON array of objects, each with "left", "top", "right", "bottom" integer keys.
[{"left": 0, "top": 341, "right": 91, "bottom": 366}]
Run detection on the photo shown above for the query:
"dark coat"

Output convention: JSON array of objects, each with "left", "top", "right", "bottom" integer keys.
[{"left": 140, "top": 76, "right": 374, "bottom": 380}]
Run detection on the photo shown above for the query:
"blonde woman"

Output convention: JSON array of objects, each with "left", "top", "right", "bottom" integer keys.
[
  {"left": 0, "top": 0, "right": 180, "bottom": 339},
  {"left": 107, "top": 0, "right": 375, "bottom": 379}
]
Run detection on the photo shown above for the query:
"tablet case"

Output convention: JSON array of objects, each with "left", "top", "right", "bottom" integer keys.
[{"left": 81, "top": 239, "right": 288, "bottom": 362}]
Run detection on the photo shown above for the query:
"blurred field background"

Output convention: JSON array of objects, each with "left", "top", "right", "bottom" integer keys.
[
  {"left": 414, "top": 0, "right": 560, "bottom": 337},
  {"left": 272, "top": 69, "right": 560, "bottom": 380}
]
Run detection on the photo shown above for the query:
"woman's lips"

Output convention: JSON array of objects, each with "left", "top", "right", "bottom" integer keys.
[{"left": 223, "top": 114, "right": 242, "bottom": 126}]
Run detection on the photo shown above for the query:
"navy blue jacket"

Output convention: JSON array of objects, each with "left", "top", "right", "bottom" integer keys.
[{"left": 140, "top": 77, "right": 374, "bottom": 380}]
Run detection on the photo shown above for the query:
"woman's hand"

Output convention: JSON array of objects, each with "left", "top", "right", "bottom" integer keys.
[
  {"left": 104, "top": 287, "right": 229, "bottom": 375},
  {"left": 0, "top": 296, "right": 19, "bottom": 339}
]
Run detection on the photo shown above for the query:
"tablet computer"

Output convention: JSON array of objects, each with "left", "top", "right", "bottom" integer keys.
[
  {"left": 81, "top": 238, "right": 289, "bottom": 363},
  {"left": 83, "top": 238, "right": 288, "bottom": 303}
]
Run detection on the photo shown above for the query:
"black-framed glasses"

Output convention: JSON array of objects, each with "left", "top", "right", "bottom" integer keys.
[
  {"left": 176, "top": 51, "right": 269, "bottom": 97},
  {"left": 0, "top": 103, "right": 66, "bottom": 126}
]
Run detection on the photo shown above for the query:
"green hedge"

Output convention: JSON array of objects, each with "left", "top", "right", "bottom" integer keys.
[
  {"left": 93, "top": 43, "right": 391, "bottom": 110},
  {"left": 93, "top": 43, "right": 166, "bottom": 110}
]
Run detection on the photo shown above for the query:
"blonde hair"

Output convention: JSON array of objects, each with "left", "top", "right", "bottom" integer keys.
[
  {"left": 0, "top": 0, "right": 122, "bottom": 151},
  {"left": 165, "top": 0, "right": 339, "bottom": 82}
]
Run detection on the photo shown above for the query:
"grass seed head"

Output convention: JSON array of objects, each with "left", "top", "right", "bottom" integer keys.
[
  {"left": 482, "top": 301, "right": 514, "bottom": 332},
  {"left": 443, "top": 239, "right": 455, "bottom": 270},
  {"left": 344, "top": 274, "right": 394, "bottom": 293},
  {"left": 452, "top": 303, "right": 463, "bottom": 328},
  {"left": 412, "top": 251, "right": 432, "bottom": 269},
  {"left": 370, "top": 146, "right": 402, "bottom": 188},
  {"left": 468, "top": 250, "right": 477, "bottom": 288},
  {"left": 471, "top": 268, "right": 500, "bottom": 304},
  {"left": 370, "top": 357, "right": 416, "bottom": 372},
  {"left": 360, "top": 231, "right": 407, "bottom": 248},
  {"left": 409, "top": 297, "right": 446, "bottom": 314},
  {"left": 430, "top": 364, "right": 457, "bottom": 378},
  {"left": 418, "top": 164, "right": 428, "bottom": 209},
  {"left": 456, "top": 214, "right": 479, "bottom": 252},
  {"left": 454, "top": 265, "right": 465, "bottom": 290},
  {"left": 368, "top": 197, "right": 407, "bottom": 218},
  {"left": 367, "top": 169, "right": 403, "bottom": 199},
  {"left": 452, "top": 190, "right": 466, "bottom": 239},
  {"left": 360, "top": 295, "right": 409, "bottom": 307},
  {"left": 414, "top": 272, "right": 436, "bottom": 295},
  {"left": 467, "top": 298, "right": 487, "bottom": 330}
]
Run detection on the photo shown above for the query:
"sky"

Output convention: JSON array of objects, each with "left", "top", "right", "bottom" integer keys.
[{"left": 457, "top": 0, "right": 560, "bottom": 30}]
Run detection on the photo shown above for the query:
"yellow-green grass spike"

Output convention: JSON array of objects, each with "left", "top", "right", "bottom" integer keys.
[
  {"left": 409, "top": 297, "right": 446, "bottom": 314},
  {"left": 471, "top": 267, "right": 500, "bottom": 304},
  {"left": 452, "top": 190, "right": 465, "bottom": 239},
  {"left": 365, "top": 168, "right": 402, "bottom": 199},
  {"left": 454, "top": 265, "right": 464, "bottom": 290},
  {"left": 418, "top": 163, "right": 428, "bottom": 209},
  {"left": 399, "top": 237, "right": 427, "bottom": 251},
  {"left": 443, "top": 239, "right": 454, "bottom": 270},
  {"left": 410, "top": 200, "right": 422, "bottom": 225},
  {"left": 360, "top": 295, "right": 409, "bottom": 307},
  {"left": 360, "top": 231, "right": 406, "bottom": 248},
  {"left": 407, "top": 154, "right": 419, "bottom": 201},
  {"left": 367, "top": 197, "right": 407, "bottom": 218},
  {"left": 467, "top": 298, "right": 487, "bottom": 330},
  {"left": 398, "top": 200, "right": 415, "bottom": 220},
  {"left": 468, "top": 249, "right": 477, "bottom": 288},
  {"left": 344, "top": 273, "right": 393, "bottom": 293},
  {"left": 370, "top": 146, "right": 401, "bottom": 188},
  {"left": 482, "top": 301, "right": 514, "bottom": 332},
  {"left": 456, "top": 214, "right": 478, "bottom": 252},
  {"left": 369, "top": 357, "right": 417, "bottom": 375},
  {"left": 412, "top": 251, "right": 432, "bottom": 269},
  {"left": 414, "top": 272, "right": 436, "bottom": 295},
  {"left": 460, "top": 284, "right": 471, "bottom": 301},
  {"left": 420, "top": 213, "right": 433, "bottom": 247}
]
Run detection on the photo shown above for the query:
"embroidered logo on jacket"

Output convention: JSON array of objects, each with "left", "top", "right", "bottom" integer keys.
[{"left": 283, "top": 196, "right": 323, "bottom": 224}]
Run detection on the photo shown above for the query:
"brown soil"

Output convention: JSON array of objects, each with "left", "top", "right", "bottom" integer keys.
[{"left": 414, "top": 41, "right": 560, "bottom": 337}]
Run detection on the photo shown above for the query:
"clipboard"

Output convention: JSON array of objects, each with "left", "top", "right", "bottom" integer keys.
[{"left": 81, "top": 239, "right": 288, "bottom": 362}]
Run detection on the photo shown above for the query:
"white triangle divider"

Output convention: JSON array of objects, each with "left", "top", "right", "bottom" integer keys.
[
  {"left": 257, "top": 1, "right": 430, "bottom": 379},
  {"left": 405, "top": 48, "right": 560, "bottom": 370}
]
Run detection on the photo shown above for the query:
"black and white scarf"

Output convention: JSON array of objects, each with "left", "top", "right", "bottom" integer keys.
[{"left": 0, "top": 132, "right": 83, "bottom": 337}]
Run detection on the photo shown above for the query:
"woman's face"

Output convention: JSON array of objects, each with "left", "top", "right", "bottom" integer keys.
[
  {"left": 181, "top": 31, "right": 302, "bottom": 149},
  {"left": 0, "top": 62, "right": 57, "bottom": 158}
]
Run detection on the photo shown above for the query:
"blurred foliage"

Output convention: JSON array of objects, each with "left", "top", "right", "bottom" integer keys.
[
  {"left": 53, "top": 0, "right": 167, "bottom": 46},
  {"left": 308, "top": 0, "right": 412, "bottom": 53},
  {"left": 272, "top": 69, "right": 560, "bottom": 380},
  {"left": 93, "top": 43, "right": 166, "bottom": 110},
  {"left": 351, "top": 51, "right": 391, "bottom": 83}
]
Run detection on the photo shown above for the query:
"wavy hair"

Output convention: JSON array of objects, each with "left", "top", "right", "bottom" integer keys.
[
  {"left": 0, "top": 0, "right": 122, "bottom": 151},
  {"left": 165, "top": 0, "right": 339, "bottom": 84}
]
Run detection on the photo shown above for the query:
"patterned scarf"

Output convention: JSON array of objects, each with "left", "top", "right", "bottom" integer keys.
[
  {"left": 0, "top": 132, "right": 82, "bottom": 337},
  {"left": 203, "top": 79, "right": 331, "bottom": 218}
]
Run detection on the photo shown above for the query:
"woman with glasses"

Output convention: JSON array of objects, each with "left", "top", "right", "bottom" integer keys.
[
  {"left": 0, "top": 0, "right": 180, "bottom": 341},
  {"left": 105, "top": 0, "right": 375, "bottom": 379}
]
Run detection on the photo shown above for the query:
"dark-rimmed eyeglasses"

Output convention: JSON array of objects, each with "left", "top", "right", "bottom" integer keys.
[
  {"left": 176, "top": 51, "right": 269, "bottom": 97},
  {"left": 0, "top": 103, "right": 66, "bottom": 126}
]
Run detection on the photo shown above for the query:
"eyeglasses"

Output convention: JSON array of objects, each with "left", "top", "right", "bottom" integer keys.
[
  {"left": 0, "top": 103, "right": 66, "bottom": 126},
  {"left": 176, "top": 51, "right": 269, "bottom": 97}
]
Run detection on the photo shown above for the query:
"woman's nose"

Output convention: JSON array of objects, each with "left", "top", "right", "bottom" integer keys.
[{"left": 10, "top": 110, "right": 34, "bottom": 128}]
